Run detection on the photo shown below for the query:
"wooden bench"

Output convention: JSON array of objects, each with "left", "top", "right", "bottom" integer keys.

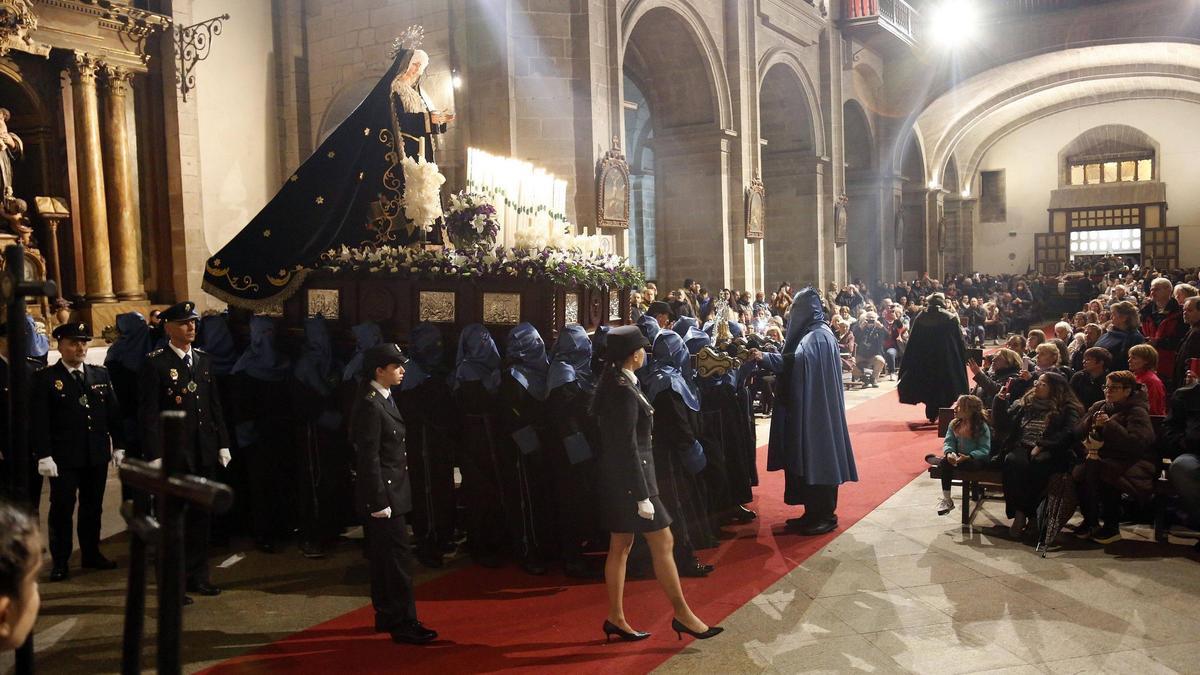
[{"left": 927, "top": 463, "right": 1004, "bottom": 526}]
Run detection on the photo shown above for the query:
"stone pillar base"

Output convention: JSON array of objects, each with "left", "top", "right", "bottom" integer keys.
[{"left": 82, "top": 300, "right": 152, "bottom": 337}]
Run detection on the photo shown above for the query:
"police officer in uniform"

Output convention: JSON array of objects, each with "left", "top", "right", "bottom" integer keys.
[
  {"left": 138, "top": 301, "right": 231, "bottom": 600},
  {"left": 30, "top": 322, "right": 125, "bottom": 581},
  {"left": 351, "top": 342, "right": 437, "bottom": 645}
]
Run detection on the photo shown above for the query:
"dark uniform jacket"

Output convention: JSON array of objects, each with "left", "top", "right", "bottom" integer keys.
[
  {"left": 138, "top": 347, "right": 230, "bottom": 470},
  {"left": 595, "top": 371, "right": 657, "bottom": 504},
  {"left": 31, "top": 362, "right": 124, "bottom": 468},
  {"left": 350, "top": 385, "right": 412, "bottom": 516}
]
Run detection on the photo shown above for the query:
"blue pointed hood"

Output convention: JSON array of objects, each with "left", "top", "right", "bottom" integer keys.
[
  {"left": 506, "top": 322, "right": 550, "bottom": 401},
  {"left": 547, "top": 325, "right": 594, "bottom": 393},
  {"left": 453, "top": 323, "right": 501, "bottom": 392},
  {"left": 783, "top": 287, "right": 825, "bottom": 351},
  {"left": 105, "top": 312, "right": 152, "bottom": 372},
  {"left": 26, "top": 314, "right": 48, "bottom": 358},
  {"left": 232, "top": 316, "right": 291, "bottom": 382},
  {"left": 293, "top": 315, "right": 338, "bottom": 395},
  {"left": 342, "top": 321, "right": 383, "bottom": 381},
  {"left": 646, "top": 330, "right": 700, "bottom": 411},
  {"left": 400, "top": 322, "right": 447, "bottom": 391},
  {"left": 197, "top": 313, "right": 238, "bottom": 375}
]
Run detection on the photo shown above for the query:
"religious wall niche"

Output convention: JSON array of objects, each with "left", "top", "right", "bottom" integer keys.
[{"left": 596, "top": 138, "right": 629, "bottom": 229}]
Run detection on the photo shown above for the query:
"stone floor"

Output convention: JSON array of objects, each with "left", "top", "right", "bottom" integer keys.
[{"left": 7, "top": 374, "right": 1200, "bottom": 674}]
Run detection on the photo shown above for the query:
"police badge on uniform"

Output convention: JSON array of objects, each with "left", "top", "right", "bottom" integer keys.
[
  {"left": 169, "top": 368, "right": 179, "bottom": 381},
  {"left": 186, "top": 381, "right": 197, "bottom": 393},
  {"left": 54, "top": 380, "right": 64, "bottom": 391},
  {"left": 78, "top": 394, "right": 89, "bottom": 408}
]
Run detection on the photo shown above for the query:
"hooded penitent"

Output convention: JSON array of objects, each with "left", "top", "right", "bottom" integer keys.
[
  {"left": 400, "top": 322, "right": 447, "bottom": 391},
  {"left": 646, "top": 331, "right": 701, "bottom": 412},
  {"left": 506, "top": 322, "right": 550, "bottom": 402},
  {"left": 547, "top": 325, "right": 594, "bottom": 393},
  {"left": 342, "top": 321, "right": 384, "bottom": 381},
  {"left": 454, "top": 323, "right": 501, "bottom": 393},
  {"left": 231, "top": 316, "right": 292, "bottom": 382},
  {"left": 761, "top": 288, "right": 857, "bottom": 488},
  {"left": 196, "top": 312, "right": 239, "bottom": 376},
  {"left": 293, "top": 315, "right": 339, "bottom": 396},
  {"left": 897, "top": 293, "right": 969, "bottom": 410},
  {"left": 105, "top": 312, "right": 152, "bottom": 373}
]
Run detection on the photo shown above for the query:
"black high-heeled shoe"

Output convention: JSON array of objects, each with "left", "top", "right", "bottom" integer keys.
[
  {"left": 671, "top": 618, "right": 724, "bottom": 640},
  {"left": 602, "top": 620, "right": 650, "bottom": 642}
]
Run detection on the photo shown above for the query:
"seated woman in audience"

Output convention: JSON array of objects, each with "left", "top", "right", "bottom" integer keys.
[
  {"left": 1072, "top": 370, "right": 1156, "bottom": 544},
  {"left": 1095, "top": 301, "right": 1145, "bottom": 372},
  {"left": 984, "top": 302, "right": 1005, "bottom": 342},
  {"left": 925, "top": 394, "right": 992, "bottom": 516},
  {"left": 1072, "top": 312, "right": 1089, "bottom": 332},
  {"left": 1069, "top": 347, "right": 1112, "bottom": 410},
  {"left": 968, "top": 348, "right": 1025, "bottom": 407},
  {"left": 1127, "top": 343, "right": 1167, "bottom": 416},
  {"left": 992, "top": 372, "right": 1083, "bottom": 538},
  {"left": 1069, "top": 323, "right": 1102, "bottom": 372},
  {"left": 1052, "top": 322, "right": 1073, "bottom": 367},
  {"left": 1026, "top": 329, "right": 1047, "bottom": 359},
  {"left": 1030, "top": 342, "right": 1071, "bottom": 379},
  {"left": 1004, "top": 334, "right": 1034, "bottom": 371},
  {"left": 832, "top": 317, "right": 856, "bottom": 375}
]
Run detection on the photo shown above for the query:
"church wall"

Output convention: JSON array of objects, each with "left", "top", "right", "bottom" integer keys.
[
  {"left": 193, "top": 0, "right": 282, "bottom": 254},
  {"left": 974, "top": 98, "right": 1200, "bottom": 273}
]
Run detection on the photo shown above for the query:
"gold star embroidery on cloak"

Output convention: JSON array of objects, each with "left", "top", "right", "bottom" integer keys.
[
  {"left": 263, "top": 229, "right": 272, "bottom": 238},
  {"left": 316, "top": 196, "right": 325, "bottom": 205},
  {"left": 363, "top": 127, "right": 370, "bottom": 136},
  {"left": 327, "top": 151, "right": 336, "bottom": 159},
  {"left": 289, "top": 174, "right": 298, "bottom": 182}
]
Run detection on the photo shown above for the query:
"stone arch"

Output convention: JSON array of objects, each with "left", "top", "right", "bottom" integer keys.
[
  {"left": 756, "top": 48, "right": 827, "bottom": 157},
  {"left": 622, "top": 3, "right": 729, "bottom": 288},
  {"left": 899, "top": 131, "right": 928, "bottom": 276},
  {"left": 620, "top": 0, "right": 732, "bottom": 130},
  {"left": 759, "top": 61, "right": 820, "bottom": 292},
  {"left": 843, "top": 99, "right": 879, "bottom": 283},
  {"left": 1057, "top": 123, "right": 1160, "bottom": 184}
]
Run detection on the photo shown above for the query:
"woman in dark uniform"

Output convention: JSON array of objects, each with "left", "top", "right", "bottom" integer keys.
[{"left": 593, "top": 325, "right": 722, "bottom": 643}]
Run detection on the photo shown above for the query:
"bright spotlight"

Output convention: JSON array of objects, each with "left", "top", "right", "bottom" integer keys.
[
  {"left": 929, "top": 0, "right": 979, "bottom": 49},
  {"left": 452, "top": 74, "right": 463, "bottom": 90}
]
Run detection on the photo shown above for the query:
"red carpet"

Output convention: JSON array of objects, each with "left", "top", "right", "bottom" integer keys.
[{"left": 203, "top": 390, "right": 930, "bottom": 674}]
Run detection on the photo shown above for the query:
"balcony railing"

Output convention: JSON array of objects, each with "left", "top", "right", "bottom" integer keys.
[{"left": 843, "top": 0, "right": 919, "bottom": 45}]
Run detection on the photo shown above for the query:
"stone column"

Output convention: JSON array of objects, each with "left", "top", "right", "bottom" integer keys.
[
  {"left": 100, "top": 64, "right": 145, "bottom": 301},
  {"left": 926, "top": 189, "right": 946, "bottom": 279},
  {"left": 71, "top": 52, "right": 115, "bottom": 303}
]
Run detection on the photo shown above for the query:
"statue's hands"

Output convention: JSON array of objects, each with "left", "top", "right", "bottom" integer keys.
[{"left": 431, "top": 112, "right": 456, "bottom": 125}]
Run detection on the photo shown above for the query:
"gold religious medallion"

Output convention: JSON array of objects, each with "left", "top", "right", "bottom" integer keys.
[
  {"left": 169, "top": 369, "right": 178, "bottom": 380},
  {"left": 54, "top": 380, "right": 63, "bottom": 391},
  {"left": 79, "top": 395, "right": 89, "bottom": 407},
  {"left": 187, "top": 381, "right": 198, "bottom": 393}
]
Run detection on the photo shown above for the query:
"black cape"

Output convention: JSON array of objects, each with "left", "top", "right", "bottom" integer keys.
[
  {"left": 202, "top": 47, "right": 441, "bottom": 309},
  {"left": 897, "top": 306, "right": 969, "bottom": 409}
]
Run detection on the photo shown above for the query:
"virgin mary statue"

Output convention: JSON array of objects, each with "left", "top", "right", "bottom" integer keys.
[{"left": 203, "top": 31, "right": 453, "bottom": 310}]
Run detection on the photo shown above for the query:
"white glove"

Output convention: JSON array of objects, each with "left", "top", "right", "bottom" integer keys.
[
  {"left": 37, "top": 457, "right": 59, "bottom": 478},
  {"left": 218, "top": 448, "right": 232, "bottom": 468},
  {"left": 636, "top": 499, "right": 655, "bottom": 520},
  {"left": 112, "top": 449, "right": 125, "bottom": 467},
  {"left": 371, "top": 507, "right": 393, "bottom": 519},
  {"left": 148, "top": 458, "right": 163, "bottom": 469}
]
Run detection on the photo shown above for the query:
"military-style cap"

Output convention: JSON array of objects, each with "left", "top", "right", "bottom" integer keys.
[
  {"left": 363, "top": 342, "right": 409, "bottom": 373},
  {"left": 51, "top": 322, "right": 92, "bottom": 341},
  {"left": 606, "top": 325, "right": 650, "bottom": 364},
  {"left": 160, "top": 301, "right": 199, "bottom": 322}
]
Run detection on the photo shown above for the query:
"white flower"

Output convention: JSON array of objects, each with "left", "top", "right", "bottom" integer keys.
[{"left": 401, "top": 156, "right": 446, "bottom": 229}]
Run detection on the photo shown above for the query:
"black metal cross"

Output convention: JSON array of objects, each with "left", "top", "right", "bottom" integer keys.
[
  {"left": 119, "top": 411, "right": 233, "bottom": 675},
  {"left": 2, "top": 243, "right": 57, "bottom": 675}
]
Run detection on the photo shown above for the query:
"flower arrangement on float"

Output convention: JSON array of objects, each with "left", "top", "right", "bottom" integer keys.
[
  {"left": 444, "top": 190, "right": 500, "bottom": 249},
  {"left": 322, "top": 226, "right": 644, "bottom": 289}
]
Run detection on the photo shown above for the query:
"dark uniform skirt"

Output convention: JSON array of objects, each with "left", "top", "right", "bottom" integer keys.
[{"left": 600, "top": 494, "right": 672, "bottom": 534}]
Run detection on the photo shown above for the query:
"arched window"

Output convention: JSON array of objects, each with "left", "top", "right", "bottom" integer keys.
[{"left": 1061, "top": 125, "right": 1158, "bottom": 187}]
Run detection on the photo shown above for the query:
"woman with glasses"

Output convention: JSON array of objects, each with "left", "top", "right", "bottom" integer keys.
[
  {"left": 992, "top": 372, "right": 1084, "bottom": 539},
  {"left": 1071, "top": 370, "right": 1155, "bottom": 544}
]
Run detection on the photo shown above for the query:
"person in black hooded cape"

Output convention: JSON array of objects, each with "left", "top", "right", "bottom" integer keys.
[
  {"left": 898, "top": 293, "right": 970, "bottom": 423},
  {"left": 395, "top": 322, "right": 458, "bottom": 569},
  {"left": 201, "top": 42, "right": 450, "bottom": 310}
]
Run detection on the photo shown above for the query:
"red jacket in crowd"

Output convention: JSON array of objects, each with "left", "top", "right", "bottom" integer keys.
[{"left": 1140, "top": 298, "right": 1186, "bottom": 387}]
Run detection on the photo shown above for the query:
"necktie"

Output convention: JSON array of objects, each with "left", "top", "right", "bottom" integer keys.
[
  {"left": 182, "top": 353, "right": 192, "bottom": 373},
  {"left": 72, "top": 370, "right": 84, "bottom": 389}
]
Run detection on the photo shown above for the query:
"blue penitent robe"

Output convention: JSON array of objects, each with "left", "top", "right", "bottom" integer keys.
[{"left": 757, "top": 288, "right": 857, "bottom": 488}]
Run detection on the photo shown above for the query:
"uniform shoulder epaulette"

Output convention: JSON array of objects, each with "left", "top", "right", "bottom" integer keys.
[
  {"left": 193, "top": 348, "right": 207, "bottom": 355},
  {"left": 91, "top": 363, "right": 108, "bottom": 371},
  {"left": 148, "top": 348, "right": 165, "bottom": 357},
  {"left": 365, "top": 389, "right": 377, "bottom": 399}
]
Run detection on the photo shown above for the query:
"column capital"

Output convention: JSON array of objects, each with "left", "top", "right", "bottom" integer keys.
[
  {"left": 71, "top": 51, "right": 103, "bottom": 84},
  {"left": 101, "top": 64, "right": 135, "bottom": 96}
]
